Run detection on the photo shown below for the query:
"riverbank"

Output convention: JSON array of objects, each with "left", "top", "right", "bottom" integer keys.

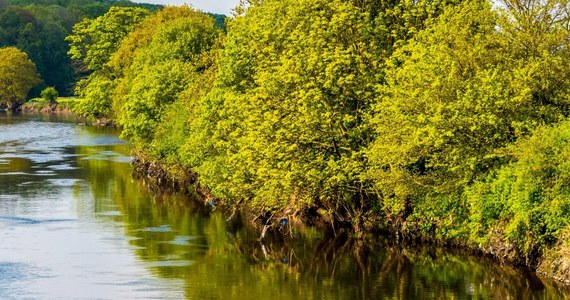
[
  {"left": 3, "top": 112, "right": 568, "bottom": 299},
  {"left": 537, "top": 231, "right": 570, "bottom": 284},
  {"left": 129, "top": 153, "right": 570, "bottom": 286},
  {"left": 21, "top": 97, "right": 80, "bottom": 113},
  {"left": 10, "top": 107, "right": 569, "bottom": 285},
  {"left": 21, "top": 98, "right": 115, "bottom": 126}
]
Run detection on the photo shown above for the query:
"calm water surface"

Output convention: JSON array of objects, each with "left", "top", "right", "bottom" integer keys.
[{"left": 0, "top": 112, "right": 568, "bottom": 299}]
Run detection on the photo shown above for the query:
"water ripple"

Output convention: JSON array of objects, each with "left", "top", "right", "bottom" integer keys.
[{"left": 0, "top": 216, "right": 76, "bottom": 225}]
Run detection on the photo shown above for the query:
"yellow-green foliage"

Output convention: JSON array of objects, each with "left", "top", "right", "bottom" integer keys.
[
  {"left": 0, "top": 47, "right": 41, "bottom": 107},
  {"left": 40, "top": 87, "right": 58, "bottom": 103},
  {"left": 109, "top": 6, "right": 214, "bottom": 77},
  {"left": 181, "top": 0, "right": 390, "bottom": 210},
  {"left": 65, "top": 0, "right": 570, "bottom": 260},
  {"left": 117, "top": 13, "right": 219, "bottom": 143},
  {"left": 73, "top": 73, "right": 115, "bottom": 117},
  {"left": 106, "top": 6, "right": 218, "bottom": 144},
  {"left": 155, "top": 59, "right": 218, "bottom": 165},
  {"left": 367, "top": 0, "right": 570, "bottom": 233},
  {"left": 66, "top": 6, "right": 150, "bottom": 72},
  {"left": 467, "top": 120, "right": 570, "bottom": 256},
  {"left": 175, "top": 0, "right": 464, "bottom": 213},
  {"left": 69, "top": 7, "right": 151, "bottom": 117},
  {"left": 56, "top": 97, "right": 82, "bottom": 110},
  {"left": 27, "top": 96, "right": 82, "bottom": 111},
  {"left": 72, "top": 6, "right": 221, "bottom": 144}
]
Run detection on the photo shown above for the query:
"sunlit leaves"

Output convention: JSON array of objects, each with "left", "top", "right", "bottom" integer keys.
[
  {"left": 63, "top": 0, "right": 570, "bottom": 257},
  {"left": 467, "top": 120, "right": 570, "bottom": 256},
  {"left": 368, "top": 0, "right": 570, "bottom": 201},
  {"left": 0, "top": 47, "right": 40, "bottom": 107},
  {"left": 66, "top": 6, "right": 150, "bottom": 72},
  {"left": 184, "top": 0, "right": 384, "bottom": 209},
  {"left": 114, "top": 6, "right": 221, "bottom": 144},
  {"left": 365, "top": 0, "right": 570, "bottom": 254}
]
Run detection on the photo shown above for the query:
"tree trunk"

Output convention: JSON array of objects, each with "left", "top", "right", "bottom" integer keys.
[{"left": 6, "top": 101, "right": 22, "bottom": 112}]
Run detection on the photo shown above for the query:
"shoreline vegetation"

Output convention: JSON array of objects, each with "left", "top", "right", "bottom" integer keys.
[
  {"left": 129, "top": 149, "right": 570, "bottom": 285},
  {"left": 3, "top": 0, "right": 570, "bottom": 287}
]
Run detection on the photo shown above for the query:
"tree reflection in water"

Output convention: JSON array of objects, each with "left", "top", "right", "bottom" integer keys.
[{"left": 77, "top": 143, "right": 569, "bottom": 300}]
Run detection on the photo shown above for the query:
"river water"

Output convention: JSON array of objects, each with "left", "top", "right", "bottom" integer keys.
[{"left": 0, "top": 112, "right": 568, "bottom": 299}]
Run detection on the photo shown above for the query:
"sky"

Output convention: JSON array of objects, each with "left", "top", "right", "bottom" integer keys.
[{"left": 135, "top": 0, "right": 241, "bottom": 15}]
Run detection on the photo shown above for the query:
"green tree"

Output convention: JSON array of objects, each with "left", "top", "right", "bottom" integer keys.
[
  {"left": 40, "top": 86, "right": 58, "bottom": 103},
  {"left": 366, "top": 0, "right": 570, "bottom": 232},
  {"left": 182, "top": 0, "right": 382, "bottom": 218},
  {"left": 461, "top": 0, "right": 570, "bottom": 260},
  {"left": 0, "top": 4, "right": 84, "bottom": 96},
  {"left": 67, "top": 6, "right": 151, "bottom": 117},
  {"left": 369, "top": 0, "right": 508, "bottom": 201},
  {"left": 73, "top": 71, "right": 115, "bottom": 117},
  {"left": 0, "top": 47, "right": 40, "bottom": 110},
  {"left": 114, "top": 7, "right": 221, "bottom": 145},
  {"left": 66, "top": 6, "right": 150, "bottom": 72},
  {"left": 467, "top": 120, "right": 570, "bottom": 260},
  {"left": 72, "top": 6, "right": 221, "bottom": 121},
  {"left": 176, "top": 0, "right": 466, "bottom": 228},
  {"left": 25, "top": 6, "right": 74, "bottom": 95}
]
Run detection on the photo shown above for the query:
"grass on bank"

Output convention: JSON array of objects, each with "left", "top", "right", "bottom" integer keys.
[{"left": 25, "top": 97, "right": 83, "bottom": 111}]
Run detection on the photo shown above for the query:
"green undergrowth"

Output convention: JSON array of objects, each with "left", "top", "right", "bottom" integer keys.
[
  {"left": 388, "top": 119, "right": 570, "bottom": 266},
  {"left": 56, "top": 97, "right": 83, "bottom": 110},
  {"left": 465, "top": 120, "right": 570, "bottom": 264}
]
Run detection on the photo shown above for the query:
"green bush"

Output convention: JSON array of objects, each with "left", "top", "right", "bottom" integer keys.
[
  {"left": 40, "top": 87, "right": 58, "bottom": 104},
  {"left": 466, "top": 120, "right": 570, "bottom": 258},
  {"left": 73, "top": 74, "right": 114, "bottom": 118}
]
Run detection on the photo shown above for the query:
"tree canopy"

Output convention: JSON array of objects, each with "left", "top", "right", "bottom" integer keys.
[
  {"left": 114, "top": 6, "right": 221, "bottom": 144},
  {"left": 66, "top": 6, "right": 150, "bottom": 72},
  {"left": 72, "top": 5, "right": 221, "bottom": 124},
  {"left": 0, "top": 0, "right": 161, "bottom": 97},
  {"left": 0, "top": 46, "right": 40, "bottom": 108},
  {"left": 182, "top": 0, "right": 383, "bottom": 211}
]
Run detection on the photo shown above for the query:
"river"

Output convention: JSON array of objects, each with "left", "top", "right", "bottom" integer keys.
[{"left": 0, "top": 112, "right": 567, "bottom": 299}]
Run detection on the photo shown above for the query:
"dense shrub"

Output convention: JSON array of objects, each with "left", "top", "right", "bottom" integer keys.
[
  {"left": 40, "top": 87, "right": 58, "bottom": 103},
  {"left": 467, "top": 120, "right": 570, "bottom": 258}
]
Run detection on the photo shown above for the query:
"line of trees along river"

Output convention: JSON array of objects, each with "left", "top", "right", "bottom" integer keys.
[
  {"left": 0, "top": 0, "right": 163, "bottom": 97},
  {"left": 3, "top": 112, "right": 563, "bottom": 298},
  {"left": 0, "top": 0, "right": 223, "bottom": 99},
  {"left": 4, "top": 0, "right": 570, "bottom": 283}
]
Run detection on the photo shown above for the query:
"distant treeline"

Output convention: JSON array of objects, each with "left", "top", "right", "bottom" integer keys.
[
  {"left": 43, "top": 0, "right": 570, "bottom": 277},
  {"left": 0, "top": 0, "right": 224, "bottom": 97}
]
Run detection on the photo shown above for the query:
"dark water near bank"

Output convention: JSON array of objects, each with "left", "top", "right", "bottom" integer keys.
[{"left": 0, "top": 112, "right": 568, "bottom": 299}]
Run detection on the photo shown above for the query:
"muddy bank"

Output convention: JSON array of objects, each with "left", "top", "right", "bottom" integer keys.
[
  {"left": 21, "top": 102, "right": 71, "bottom": 113},
  {"left": 20, "top": 101, "right": 116, "bottom": 126},
  {"left": 131, "top": 154, "right": 199, "bottom": 195},
  {"left": 537, "top": 229, "right": 570, "bottom": 285}
]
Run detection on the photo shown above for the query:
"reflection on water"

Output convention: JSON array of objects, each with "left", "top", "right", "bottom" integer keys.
[{"left": 0, "top": 112, "right": 568, "bottom": 299}]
